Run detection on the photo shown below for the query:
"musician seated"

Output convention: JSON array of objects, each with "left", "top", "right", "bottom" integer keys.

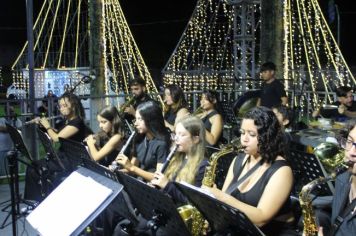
[
  {"left": 114, "top": 101, "right": 171, "bottom": 181},
  {"left": 103, "top": 101, "right": 171, "bottom": 235},
  {"left": 151, "top": 116, "right": 208, "bottom": 204},
  {"left": 203, "top": 107, "right": 297, "bottom": 235},
  {"left": 198, "top": 90, "right": 224, "bottom": 147},
  {"left": 24, "top": 93, "right": 92, "bottom": 202},
  {"left": 112, "top": 116, "right": 208, "bottom": 235},
  {"left": 122, "top": 78, "right": 153, "bottom": 120},
  {"left": 163, "top": 85, "right": 190, "bottom": 132},
  {"left": 316, "top": 120, "right": 356, "bottom": 236},
  {"left": 85, "top": 106, "right": 124, "bottom": 167},
  {"left": 312, "top": 86, "right": 356, "bottom": 121}
]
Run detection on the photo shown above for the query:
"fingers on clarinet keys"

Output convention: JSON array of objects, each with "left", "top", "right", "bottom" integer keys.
[{"left": 110, "top": 162, "right": 123, "bottom": 172}]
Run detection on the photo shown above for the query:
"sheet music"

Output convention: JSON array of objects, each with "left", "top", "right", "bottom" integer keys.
[
  {"left": 27, "top": 171, "right": 112, "bottom": 236},
  {"left": 179, "top": 181, "right": 216, "bottom": 199}
]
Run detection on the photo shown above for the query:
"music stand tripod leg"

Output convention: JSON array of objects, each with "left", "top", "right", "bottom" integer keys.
[{"left": 0, "top": 150, "right": 18, "bottom": 235}]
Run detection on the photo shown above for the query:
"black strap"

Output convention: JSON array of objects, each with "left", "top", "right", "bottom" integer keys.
[
  {"left": 226, "top": 156, "right": 263, "bottom": 194},
  {"left": 330, "top": 197, "right": 356, "bottom": 236}
]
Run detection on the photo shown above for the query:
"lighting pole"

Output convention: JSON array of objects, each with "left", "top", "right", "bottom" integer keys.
[{"left": 25, "top": 0, "right": 38, "bottom": 159}]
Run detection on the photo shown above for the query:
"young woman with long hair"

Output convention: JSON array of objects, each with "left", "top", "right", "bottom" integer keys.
[
  {"left": 85, "top": 106, "right": 125, "bottom": 167},
  {"left": 198, "top": 90, "right": 224, "bottom": 146},
  {"left": 151, "top": 115, "right": 208, "bottom": 203},
  {"left": 114, "top": 101, "right": 171, "bottom": 181},
  {"left": 163, "top": 84, "right": 190, "bottom": 131}
]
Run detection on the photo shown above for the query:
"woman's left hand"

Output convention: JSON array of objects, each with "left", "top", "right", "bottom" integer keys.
[
  {"left": 39, "top": 117, "right": 51, "bottom": 130},
  {"left": 151, "top": 172, "right": 169, "bottom": 189}
]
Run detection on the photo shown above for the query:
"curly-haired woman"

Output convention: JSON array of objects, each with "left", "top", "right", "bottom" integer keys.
[{"left": 203, "top": 106, "right": 296, "bottom": 235}]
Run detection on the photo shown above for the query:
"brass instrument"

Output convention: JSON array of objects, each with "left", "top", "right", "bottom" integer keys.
[
  {"left": 299, "top": 163, "right": 350, "bottom": 236},
  {"left": 178, "top": 140, "right": 242, "bottom": 235},
  {"left": 118, "top": 96, "right": 135, "bottom": 114},
  {"left": 192, "top": 106, "right": 204, "bottom": 116},
  {"left": 24, "top": 115, "right": 62, "bottom": 125},
  {"left": 314, "top": 142, "right": 345, "bottom": 174}
]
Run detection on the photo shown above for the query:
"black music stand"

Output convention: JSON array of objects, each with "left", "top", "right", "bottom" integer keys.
[
  {"left": 37, "top": 128, "right": 65, "bottom": 171},
  {"left": 58, "top": 137, "right": 92, "bottom": 168},
  {"left": 220, "top": 101, "right": 239, "bottom": 143},
  {"left": 0, "top": 124, "right": 38, "bottom": 234},
  {"left": 26, "top": 167, "right": 123, "bottom": 236},
  {"left": 175, "top": 182, "right": 265, "bottom": 236},
  {"left": 288, "top": 149, "right": 333, "bottom": 196},
  {"left": 115, "top": 172, "right": 190, "bottom": 236}
]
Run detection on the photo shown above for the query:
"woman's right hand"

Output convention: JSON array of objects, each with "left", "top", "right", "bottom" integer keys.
[{"left": 115, "top": 153, "right": 132, "bottom": 170}]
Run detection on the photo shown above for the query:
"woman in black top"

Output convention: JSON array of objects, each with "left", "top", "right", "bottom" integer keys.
[
  {"left": 151, "top": 116, "right": 208, "bottom": 204},
  {"left": 115, "top": 101, "right": 171, "bottom": 181},
  {"left": 24, "top": 93, "right": 91, "bottom": 202},
  {"left": 85, "top": 106, "right": 124, "bottom": 167},
  {"left": 104, "top": 101, "right": 171, "bottom": 235},
  {"left": 197, "top": 90, "right": 224, "bottom": 147},
  {"left": 39, "top": 92, "right": 89, "bottom": 143},
  {"left": 163, "top": 85, "right": 190, "bottom": 131},
  {"left": 203, "top": 107, "right": 296, "bottom": 235}
]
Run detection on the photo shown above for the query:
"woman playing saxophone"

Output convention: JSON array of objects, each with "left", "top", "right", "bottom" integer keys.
[{"left": 202, "top": 107, "right": 297, "bottom": 235}]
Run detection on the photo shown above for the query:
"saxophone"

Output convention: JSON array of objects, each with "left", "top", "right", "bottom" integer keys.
[
  {"left": 178, "top": 141, "right": 241, "bottom": 235},
  {"left": 299, "top": 162, "right": 350, "bottom": 236}
]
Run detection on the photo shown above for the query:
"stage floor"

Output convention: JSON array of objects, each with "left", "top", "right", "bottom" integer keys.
[{"left": 0, "top": 181, "right": 37, "bottom": 236}]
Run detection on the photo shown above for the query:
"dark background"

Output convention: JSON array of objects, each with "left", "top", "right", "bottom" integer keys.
[{"left": 0, "top": 0, "right": 354, "bottom": 86}]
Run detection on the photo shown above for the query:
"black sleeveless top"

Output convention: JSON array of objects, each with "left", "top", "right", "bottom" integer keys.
[
  {"left": 227, "top": 155, "right": 292, "bottom": 216},
  {"left": 164, "top": 109, "right": 177, "bottom": 126},
  {"left": 201, "top": 110, "right": 218, "bottom": 132}
]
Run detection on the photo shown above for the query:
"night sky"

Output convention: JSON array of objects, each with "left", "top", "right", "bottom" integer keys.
[{"left": 0, "top": 0, "right": 355, "bottom": 84}]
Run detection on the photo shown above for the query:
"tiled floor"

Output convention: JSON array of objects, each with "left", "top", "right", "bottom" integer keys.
[{"left": 0, "top": 180, "right": 37, "bottom": 236}]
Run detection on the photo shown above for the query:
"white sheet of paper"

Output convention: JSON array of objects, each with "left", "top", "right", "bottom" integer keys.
[{"left": 27, "top": 171, "right": 112, "bottom": 236}]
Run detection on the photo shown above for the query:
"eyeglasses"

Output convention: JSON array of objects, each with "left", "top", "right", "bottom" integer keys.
[{"left": 341, "top": 138, "right": 356, "bottom": 150}]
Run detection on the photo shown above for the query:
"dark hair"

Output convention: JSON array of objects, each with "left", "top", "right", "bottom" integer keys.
[
  {"left": 260, "top": 62, "right": 276, "bottom": 72},
  {"left": 165, "top": 84, "right": 188, "bottom": 113},
  {"left": 243, "top": 106, "right": 285, "bottom": 164},
  {"left": 336, "top": 86, "right": 352, "bottom": 97},
  {"left": 98, "top": 106, "right": 124, "bottom": 137},
  {"left": 59, "top": 93, "right": 85, "bottom": 119},
  {"left": 341, "top": 119, "right": 356, "bottom": 139},
  {"left": 129, "top": 78, "right": 146, "bottom": 87},
  {"left": 202, "top": 90, "right": 223, "bottom": 114},
  {"left": 272, "top": 105, "right": 293, "bottom": 128},
  {"left": 136, "top": 101, "right": 171, "bottom": 144}
]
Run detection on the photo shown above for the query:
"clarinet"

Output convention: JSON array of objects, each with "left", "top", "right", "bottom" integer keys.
[
  {"left": 111, "top": 131, "right": 136, "bottom": 171},
  {"left": 160, "top": 145, "right": 178, "bottom": 173}
]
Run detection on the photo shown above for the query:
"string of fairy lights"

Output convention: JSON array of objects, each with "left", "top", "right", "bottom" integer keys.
[
  {"left": 102, "top": 0, "right": 161, "bottom": 102},
  {"left": 10, "top": 0, "right": 160, "bottom": 103},
  {"left": 162, "top": 0, "right": 261, "bottom": 100},
  {"left": 283, "top": 0, "right": 355, "bottom": 109}
]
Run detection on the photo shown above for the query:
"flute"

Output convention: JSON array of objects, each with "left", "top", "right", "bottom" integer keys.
[
  {"left": 160, "top": 145, "right": 178, "bottom": 173},
  {"left": 111, "top": 131, "right": 136, "bottom": 171},
  {"left": 24, "top": 115, "right": 62, "bottom": 125}
]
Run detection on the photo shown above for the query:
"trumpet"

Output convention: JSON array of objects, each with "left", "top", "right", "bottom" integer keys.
[
  {"left": 24, "top": 115, "right": 62, "bottom": 125},
  {"left": 118, "top": 96, "right": 135, "bottom": 114}
]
